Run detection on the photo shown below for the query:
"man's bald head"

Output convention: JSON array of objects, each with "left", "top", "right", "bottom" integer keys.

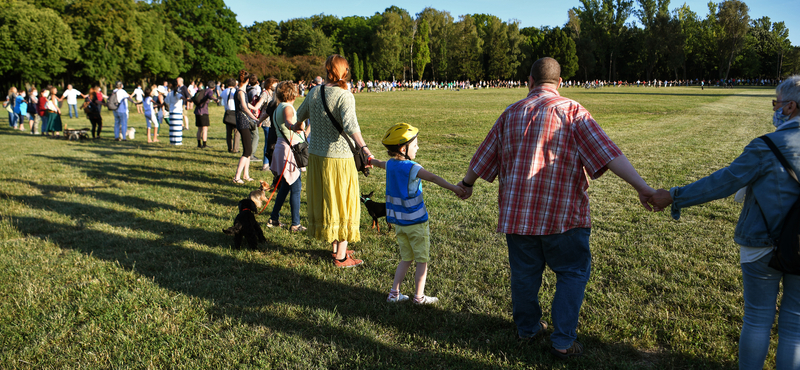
[{"left": 530, "top": 57, "right": 561, "bottom": 86}]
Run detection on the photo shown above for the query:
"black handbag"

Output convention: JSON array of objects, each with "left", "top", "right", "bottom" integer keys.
[
  {"left": 223, "top": 110, "right": 236, "bottom": 126},
  {"left": 291, "top": 141, "right": 309, "bottom": 168},
  {"left": 319, "top": 86, "right": 370, "bottom": 176}
]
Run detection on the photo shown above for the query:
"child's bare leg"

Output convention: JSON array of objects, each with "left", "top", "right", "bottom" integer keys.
[
  {"left": 147, "top": 128, "right": 153, "bottom": 142},
  {"left": 392, "top": 260, "right": 413, "bottom": 291},
  {"left": 414, "top": 262, "right": 428, "bottom": 298}
]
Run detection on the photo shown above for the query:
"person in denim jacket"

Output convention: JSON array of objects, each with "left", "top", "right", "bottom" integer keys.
[{"left": 651, "top": 76, "right": 800, "bottom": 370}]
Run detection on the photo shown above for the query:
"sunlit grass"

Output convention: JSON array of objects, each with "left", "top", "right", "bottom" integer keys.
[{"left": 0, "top": 85, "right": 777, "bottom": 369}]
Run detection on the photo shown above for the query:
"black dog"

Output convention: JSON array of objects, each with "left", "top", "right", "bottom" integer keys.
[
  {"left": 361, "top": 191, "right": 392, "bottom": 232},
  {"left": 223, "top": 181, "right": 269, "bottom": 249}
]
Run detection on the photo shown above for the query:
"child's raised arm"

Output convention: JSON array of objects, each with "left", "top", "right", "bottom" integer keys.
[
  {"left": 417, "top": 168, "right": 464, "bottom": 197},
  {"left": 369, "top": 158, "right": 387, "bottom": 169}
]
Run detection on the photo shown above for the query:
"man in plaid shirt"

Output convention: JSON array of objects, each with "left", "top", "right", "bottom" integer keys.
[{"left": 458, "top": 57, "right": 656, "bottom": 359}]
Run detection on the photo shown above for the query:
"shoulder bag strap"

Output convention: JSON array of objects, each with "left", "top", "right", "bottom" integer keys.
[
  {"left": 320, "top": 86, "right": 358, "bottom": 152},
  {"left": 761, "top": 135, "right": 800, "bottom": 184},
  {"left": 755, "top": 135, "right": 800, "bottom": 238}
]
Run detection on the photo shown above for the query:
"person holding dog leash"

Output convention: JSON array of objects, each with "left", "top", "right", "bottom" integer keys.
[{"left": 267, "top": 81, "right": 309, "bottom": 232}]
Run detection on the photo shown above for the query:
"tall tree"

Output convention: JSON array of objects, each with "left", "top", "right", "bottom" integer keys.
[
  {"left": 65, "top": 0, "right": 144, "bottom": 89},
  {"left": 371, "top": 9, "right": 410, "bottom": 80},
  {"left": 0, "top": 0, "right": 78, "bottom": 84},
  {"left": 163, "top": 0, "right": 243, "bottom": 79},
  {"left": 245, "top": 21, "right": 281, "bottom": 56},
  {"left": 135, "top": 3, "right": 183, "bottom": 81},
  {"left": 573, "top": 0, "right": 634, "bottom": 80},
  {"left": 417, "top": 8, "right": 454, "bottom": 81},
  {"left": 717, "top": 0, "right": 750, "bottom": 80},
  {"left": 474, "top": 15, "right": 514, "bottom": 80},
  {"left": 279, "top": 18, "right": 333, "bottom": 57},
  {"left": 535, "top": 27, "right": 580, "bottom": 80},
  {"left": 447, "top": 15, "right": 483, "bottom": 81},
  {"left": 332, "top": 15, "right": 378, "bottom": 68},
  {"left": 636, "top": 0, "right": 671, "bottom": 80},
  {"left": 674, "top": 4, "right": 700, "bottom": 80},
  {"left": 351, "top": 53, "right": 362, "bottom": 81},
  {"left": 412, "top": 18, "right": 431, "bottom": 80}
]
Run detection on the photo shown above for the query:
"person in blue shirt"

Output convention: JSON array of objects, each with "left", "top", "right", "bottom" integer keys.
[
  {"left": 650, "top": 75, "right": 800, "bottom": 370},
  {"left": 370, "top": 123, "right": 464, "bottom": 305}
]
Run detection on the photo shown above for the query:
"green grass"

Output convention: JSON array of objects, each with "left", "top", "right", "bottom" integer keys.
[{"left": 0, "top": 86, "right": 778, "bottom": 369}]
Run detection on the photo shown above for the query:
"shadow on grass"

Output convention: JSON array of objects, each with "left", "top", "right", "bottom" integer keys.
[{"left": 4, "top": 183, "right": 737, "bottom": 369}]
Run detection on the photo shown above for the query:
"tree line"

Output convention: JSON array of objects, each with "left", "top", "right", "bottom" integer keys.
[{"left": 2, "top": 0, "right": 799, "bottom": 92}]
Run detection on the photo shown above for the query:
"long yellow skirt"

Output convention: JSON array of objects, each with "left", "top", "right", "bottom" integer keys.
[{"left": 306, "top": 154, "right": 361, "bottom": 243}]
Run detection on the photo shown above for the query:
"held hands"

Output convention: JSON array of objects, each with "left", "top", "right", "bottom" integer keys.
[
  {"left": 456, "top": 181, "right": 473, "bottom": 200},
  {"left": 647, "top": 189, "right": 673, "bottom": 212}
]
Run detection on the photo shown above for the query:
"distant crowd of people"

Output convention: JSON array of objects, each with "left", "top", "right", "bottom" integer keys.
[{"left": 562, "top": 78, "right": 784, "bottom": 89}]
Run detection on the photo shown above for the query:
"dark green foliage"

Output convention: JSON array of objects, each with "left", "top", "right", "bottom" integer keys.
[
  {"left": 412, "top": 19, "right": 431, "bottom": 80},
  {"left": 163, "top": 0, "right": 243, "bottom": 80},
  {"left": 244, "top": 21, "right": 281, "bottom": 56},
  {"left": 0, "top": 1, "right": 78, "bottom": 83}
]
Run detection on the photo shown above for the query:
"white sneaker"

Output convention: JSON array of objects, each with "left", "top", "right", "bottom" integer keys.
[
  {"left": 414, "top": 295, "right": 439, "bottom": 305},
  {"left": 387, "top": 293, "right": 409, "bottom": 303}
]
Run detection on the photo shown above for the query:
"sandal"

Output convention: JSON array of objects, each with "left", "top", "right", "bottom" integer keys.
[
  {"left": 232, "top": 178, "right": 244, "bottom": 184},
  {"left": 245, "top": 177, "right": 255, "bottom": 182},
  {"left": 518, "top": 320, "right": 548, "bottom": 344},
  {"left": 267, "top": 219, "right": 285, "bottom": 228},
  {"left": 290, "top": 225, "right": 307, "bottom": 232}
]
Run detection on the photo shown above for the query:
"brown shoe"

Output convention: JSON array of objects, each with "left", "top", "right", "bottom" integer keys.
[
  {"left": 518, "top": 320, "right": 548, "bottom": 344},
  {"left": 550, "top": 341, "right": 584, "bottom": 360},
  {"left": 334, "top": 256, "right": 363, "bottom": 268}
]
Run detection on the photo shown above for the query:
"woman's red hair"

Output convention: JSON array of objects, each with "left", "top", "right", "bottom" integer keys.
[{"left": 325, "top": 54, "right": 349, "bottom": 90}]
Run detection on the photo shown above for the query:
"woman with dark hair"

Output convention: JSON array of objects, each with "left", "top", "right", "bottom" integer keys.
[
  {"left": 258, "top": 77, "right": 279, "bottom": 171},
  {"left": 233, "top": 70, "right": 260, "bottom": 184},
  {"left": 296, "top": 54, "right": 376, "bottom": 267},
  {"left": 194, "top": 80, "right": 217, "bottom": 148}
]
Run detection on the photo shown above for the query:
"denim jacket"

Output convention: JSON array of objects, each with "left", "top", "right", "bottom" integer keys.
[{"left": 670, "top": 119, "right": 800, "bottom": 248}]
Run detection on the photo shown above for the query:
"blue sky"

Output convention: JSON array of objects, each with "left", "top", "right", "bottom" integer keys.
[{"left": 227, "top": 0, "right": 798, "bottom": 45}]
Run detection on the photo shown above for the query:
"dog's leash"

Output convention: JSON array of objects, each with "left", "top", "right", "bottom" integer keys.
[{"left": 257, "top": 130, "right": 295, "bottom": 215}]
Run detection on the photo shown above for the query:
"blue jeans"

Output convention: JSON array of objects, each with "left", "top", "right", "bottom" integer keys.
[
  {"left": 506, "top": 228, "right": 592, "bottom": 350},
  {"left": 40, "top": 114, "right": 49, "bottom": 133},
  {"left": 739, "top": 252, "right": 800, "bottom": 370},
  {"left": 8, "top": 111, "right": 17, "bottom": 128},
  {"left": 68, "top": 104, "right": 78, "bottom": 118},
  {"left": 113, "top": 110, "right": 128, "bottom": 139},
  {"left": 270, "top": 176, "right": 302, "bottom": 227},
  {"left": 262, "top": 126, "right": 270, "bottom": 165}
]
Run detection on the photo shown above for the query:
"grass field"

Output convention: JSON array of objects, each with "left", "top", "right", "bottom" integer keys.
[{"left": 0, "top": 86, "right": 778, "bottom": 369}]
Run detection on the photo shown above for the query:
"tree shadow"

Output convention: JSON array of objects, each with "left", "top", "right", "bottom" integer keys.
[{"left": 3, "top": 173, "right": 736, "bottom": 369}]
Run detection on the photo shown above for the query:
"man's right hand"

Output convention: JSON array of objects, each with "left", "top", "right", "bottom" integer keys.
[{"left": 456, "top": 181, "right": 473, "bottom": 200}]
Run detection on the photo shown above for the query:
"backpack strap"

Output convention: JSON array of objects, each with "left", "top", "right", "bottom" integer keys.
[{"left": 760, "top": 135, "right": 800, "bottom": 184}]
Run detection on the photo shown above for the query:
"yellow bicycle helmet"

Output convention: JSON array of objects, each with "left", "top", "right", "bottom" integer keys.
[
  {"left": 382, "top": 123, "right": 419, "bottom": 159},
  {"left": 382, "top": 123, "right": 419, "bottom": 146}
]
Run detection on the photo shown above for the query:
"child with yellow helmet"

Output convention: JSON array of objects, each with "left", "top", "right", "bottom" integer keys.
[{"left": 370, "top": 123, "right": 464, "bottom": 304}]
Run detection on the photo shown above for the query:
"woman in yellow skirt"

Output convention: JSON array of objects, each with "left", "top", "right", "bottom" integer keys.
[{"left": 296, "top": 54, "right": 376, "bottom": 268}]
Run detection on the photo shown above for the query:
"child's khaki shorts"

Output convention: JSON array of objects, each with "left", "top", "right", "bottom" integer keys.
[{"left": 394, "top": 221, "right": 431, "bottom": 263}]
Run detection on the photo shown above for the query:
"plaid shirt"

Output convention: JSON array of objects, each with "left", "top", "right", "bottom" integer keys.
[{"left": 469, "top": 86, "right": 622, "bottom": 235}]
